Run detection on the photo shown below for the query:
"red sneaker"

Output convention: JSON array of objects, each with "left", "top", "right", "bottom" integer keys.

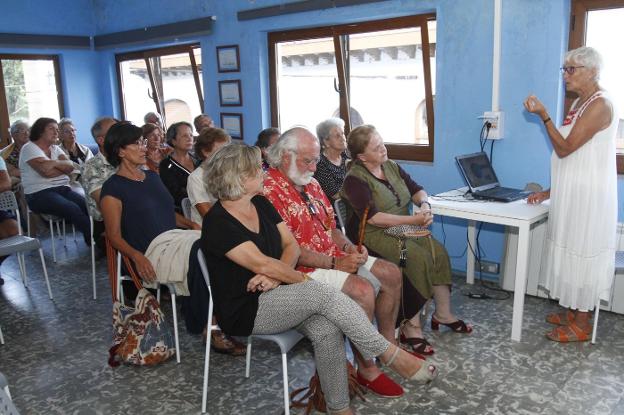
[{"left": 356, "top": 372, "right": 404, "bottom": 398}]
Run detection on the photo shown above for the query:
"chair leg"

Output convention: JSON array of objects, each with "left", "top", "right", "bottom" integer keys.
[
  {"left": 281, "top": 352, "right": 291, "bottom": 415},
  {"left": 245, "top": 338, "right": 253, "bottom": 378},
  {"left": 91, "top": 243, "right": 96, "bottom": 300},
  {"left": 202, "top": 306, "right": 214, "bottom": 413},
  {"left": 116, "top": 255, "right": 124, "bottom": 306},
  {"left": 72, "top": 224, "right": 76, "bottom": 242},
  {"left": 592, "top": 300, "right": 601, "bottom": 344},
  {"left": 0, "top": 325, "right": 4, "bottom": 345},
  {"left": 17, "top": 253, "right": 26, "bottom": 286},
  {"left": 170, "top": 292, "right": 181, "bottom": 363},
  {"left": 38, "top": 249, "right": 53, "bottom": 299},
  {"left": 61, "top": 220, "right": 67, "bottom": 247},
  {"left": 90, "top": 217, "right": 96, "bottom": 300},
  {"left": 49, "top": 219, "right": 57, "bottom": 263},
  {"left": 3, "top": 385, "right": 11, "bottom": 400}
]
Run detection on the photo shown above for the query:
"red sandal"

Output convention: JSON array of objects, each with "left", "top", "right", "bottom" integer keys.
[
  {"left": 546, "top": 322, "right": 590, "bottom": 343},
  {"left": 431, "top": 315, "right": 473, "bottom": 333}
]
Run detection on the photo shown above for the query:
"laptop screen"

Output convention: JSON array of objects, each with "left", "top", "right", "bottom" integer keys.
[{"left": 455, "top": 152, "right": 500, "bottom": 192}]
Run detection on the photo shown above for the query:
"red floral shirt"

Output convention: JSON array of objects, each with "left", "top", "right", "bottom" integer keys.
[{"left": 264, "top": 167, "right": 344, "bottom": 272}]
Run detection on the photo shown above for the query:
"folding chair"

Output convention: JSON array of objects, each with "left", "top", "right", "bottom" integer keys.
[
  {"left": 591, "top": 251, "right": 624, "bottom": 344},
  {"left": 0, "top": 191, "right": 52, "bottom": 299},
  {"left": 0, "top": 371, "right": 19, "bottom": 415},
  {"left": 334, "top": 198, "right": 348, "bottom": 234},
  {"left": 197, "top": 250, "right": 303, "bottom": 414}
]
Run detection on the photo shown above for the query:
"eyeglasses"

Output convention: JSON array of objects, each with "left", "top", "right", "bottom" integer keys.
[
  {"left": 129, "top": 138, "right": 148, "bottom": 148},
  {"left": 300, "top": 156, "right": 320, "bottom": 167},
  {"left": 560, "top": 66, "right": 584, "bottom": 75}
]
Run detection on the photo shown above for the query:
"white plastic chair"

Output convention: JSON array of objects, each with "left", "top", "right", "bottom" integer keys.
[
  {"left": 26, "top": 209, "right": 75, "bottom": 263},
  {"left": 181, "top": 197, "right": 192, "bottom": 221},
  {"left": 334, "top": 198, "right": 348, "bottom": 234},
  {"left": 0, "top": 325, "right": 4, "bottom": 345},
  {"left": 0, "top": 191, "right": 52, "bottom": 299},
  {"left": 197, "top": 250, "right": 303, "bottom": 414},
  {"left": 115, "top": 251, "right": 181, "bottom": 363},
  {"left": 591, "top": 251, "right": 624, "bottom": 344},
  {"left": 0, "top": 371, "right": 19, "bottom": 415}
]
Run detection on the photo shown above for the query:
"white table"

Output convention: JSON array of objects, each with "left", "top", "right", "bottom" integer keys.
[{"left": 429, "top": 188, "right": 549, "bottom": 342}]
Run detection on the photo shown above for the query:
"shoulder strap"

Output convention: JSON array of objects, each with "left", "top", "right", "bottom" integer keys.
[
  {"left": 106, "top": 237, "right": 143, "bottom": 302},
  {"left": 577, "top": 91, "right": 603, "bottom": 118}
]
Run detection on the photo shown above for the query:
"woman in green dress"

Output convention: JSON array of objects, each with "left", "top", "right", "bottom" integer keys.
[{"left": 341, "top": 125, "right": 472, "bottom": 355}]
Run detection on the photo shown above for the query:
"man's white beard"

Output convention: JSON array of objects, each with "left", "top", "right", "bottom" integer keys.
[{"left": 287, "top": 158, "right": 314, "bottom": 186}]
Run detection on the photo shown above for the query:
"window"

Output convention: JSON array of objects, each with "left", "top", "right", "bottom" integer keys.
[
  {"left": 569, "top": 0, "right": 624, "bottom": 173},
  {"left": 116, "top": 44, "right": 203, "bottom": 129},
  {"left": 269, "top": 15, "right": 436, "bottom": 161},
  {"left": 0, "top": 54, "right": 64, "bottom": 146}
]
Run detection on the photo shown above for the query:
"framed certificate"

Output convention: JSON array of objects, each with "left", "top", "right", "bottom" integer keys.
[
  {"left": 218, "top": 80, "right": 242, "bottom": 106},
  {"left": 216, "top": 45, "right": 240, "bottom": 73},
  {"left": 220, "top": 113, "right": 243, "bottom": 140}
]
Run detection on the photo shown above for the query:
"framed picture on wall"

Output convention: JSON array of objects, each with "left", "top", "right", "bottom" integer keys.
[
  {"left": 216, "top": 45, "right": 240, "bottom": 72},
  {"left": 221, "top": 113, "right": 243, "bottom": 140},
  {"left": 218, "top": 80, "right": 242, "bottom": 106}
]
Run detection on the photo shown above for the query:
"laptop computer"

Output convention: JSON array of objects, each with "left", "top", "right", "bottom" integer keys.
[{"left": 455, "top": 152, "right": 531, "bottom": 202}]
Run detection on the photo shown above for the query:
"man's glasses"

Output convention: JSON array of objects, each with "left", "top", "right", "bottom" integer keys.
[
  {"left": 300, "top": 156, "right": 320, "bottom": 167},
  {"left": 560, "top": 66, "right": 584, "bottom": 75}
]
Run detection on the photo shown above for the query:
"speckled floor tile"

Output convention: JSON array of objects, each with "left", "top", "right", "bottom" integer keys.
[{"left": 1, "top": 235, "right": 624, "bottom": 414}]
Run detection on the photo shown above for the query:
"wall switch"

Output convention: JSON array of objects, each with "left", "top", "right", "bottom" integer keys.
[
  {"left": 483, "top": 110, "right": 504, "bottom": 139},
  {"left": 479, "top": 260, "right": 500, "bottom": 274}
]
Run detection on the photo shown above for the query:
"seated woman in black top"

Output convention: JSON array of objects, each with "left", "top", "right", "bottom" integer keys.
[
  {"left": 201, "top": 143, "right": 437, "bottom": 414},
  {"left": 159, "top": 121, "right": 198, "bottom": 213}
]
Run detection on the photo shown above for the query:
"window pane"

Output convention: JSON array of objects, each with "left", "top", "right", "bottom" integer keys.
[
  {"left": 276, "top": 37, "right": 339, "bottom": 131},
  {"left": 348, "top": 24, "right": 435, "bottom": 145},
  {"left": 2, "top": 59, "right": 60, "bottom": 125},
  {"left": 151, "top": 51, "right": 203, "bottom": 127},
  {"left": 586, "top": 9, "right": 624, "bottom": 152},
  {"left": 119, "top": 58, "right": 157, "bottom": 126}
]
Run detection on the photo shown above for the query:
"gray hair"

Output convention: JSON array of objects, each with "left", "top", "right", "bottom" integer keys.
[
  {"left": 204, "top": 143, "right": 262, "bottom": 201},
  {"left": 565, "top": 46, "right": 603, "bottom": 79},
  {"left": 143, "top": 111, "right": 162, "bottom": 125},
  {"left": 91, "top": 116, "right": 118, "bottom": 141},
  {"left": 266, "top": 127, "right": 311, "bottom": 168},
  {"left": 10, "top": 120, "right": 28, "bottom": 136},
  {"left": 316, "top": 117, "right": 345, "bottom": 145},
  {"left": 58, "top": 117, "right": 74, "bottom": 132}
]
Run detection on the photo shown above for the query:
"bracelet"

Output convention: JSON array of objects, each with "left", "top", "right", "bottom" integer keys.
[
  {"left": 542, "top": 117, "right": 551, "bottom": 125},
  {"left": 301, "top": 272, "right": 310, "bottom": 282},
  {"left": 331, "top": 256, "right": 336, "bottom": 269},
  {"left": 420, "top": 200, "right": 431, "bottom": 208}
]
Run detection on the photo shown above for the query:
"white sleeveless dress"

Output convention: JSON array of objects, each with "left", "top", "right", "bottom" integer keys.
[{"left": 539, "top": 91, "right": 619, "bottom": 311}]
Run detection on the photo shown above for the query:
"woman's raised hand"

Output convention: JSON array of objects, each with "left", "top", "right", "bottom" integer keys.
[{"left": 523, "top": 95, "right": 547, "bottom": 117}]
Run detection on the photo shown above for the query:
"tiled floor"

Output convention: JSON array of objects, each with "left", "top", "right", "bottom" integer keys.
[{"left": 1, "top": 236, "right": 624, "bottom": 414}]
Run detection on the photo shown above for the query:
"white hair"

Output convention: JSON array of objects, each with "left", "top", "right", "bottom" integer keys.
[
  {"left": 10, "top": 120, "right": 28, "bottom": 136},
  {"left": 316, "top": 117, "right": 345, "bottom": 144},
  {"left": 266, "top": 127, "right": 311, "bottom": 168},
  {"left": 565, "top": 46, "right": 603, "bottom": 79},
  {"left": 143, "top": 111, "right": 163, "bottom": 124}
]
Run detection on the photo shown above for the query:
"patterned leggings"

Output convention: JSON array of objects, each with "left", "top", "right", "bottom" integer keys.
[{"left": 252, "top": 280, "right": 390, "bottom": 412}]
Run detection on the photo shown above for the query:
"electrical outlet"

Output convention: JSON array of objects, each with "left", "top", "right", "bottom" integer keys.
[
  {"left": 479, "top": 260, "right": 500, "bottom": 274},
  {"left": 483, "top": 110, "right": 504, "bottom": 139}
]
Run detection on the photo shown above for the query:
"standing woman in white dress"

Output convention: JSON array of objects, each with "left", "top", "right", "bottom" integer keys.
[{"left": 523, "top": 46, "right": 618, "bottom": 342}]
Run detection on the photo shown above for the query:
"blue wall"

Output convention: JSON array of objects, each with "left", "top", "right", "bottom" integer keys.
[{"left": 2, "top": 0, "right": 623, "bottom": 273}]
